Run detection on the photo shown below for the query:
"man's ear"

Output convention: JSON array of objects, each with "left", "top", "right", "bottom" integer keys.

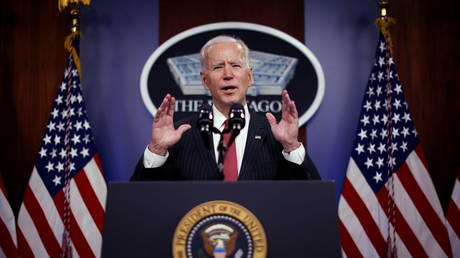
[{"left": 201, "top": 72, "right": 210, "bottom": 91}]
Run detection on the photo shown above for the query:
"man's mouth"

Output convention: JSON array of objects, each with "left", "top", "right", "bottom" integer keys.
[{"left": 221, "top": 86, "right": 237, "bottom": 92}]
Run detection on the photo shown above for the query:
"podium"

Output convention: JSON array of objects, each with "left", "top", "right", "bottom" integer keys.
[{"left": 102, "top": 181, "right": 340, "bottom": 257}]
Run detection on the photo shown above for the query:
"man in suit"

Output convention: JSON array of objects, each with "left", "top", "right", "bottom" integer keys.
[{"left": 131, "top": 35, "right": 320, "bottom": 181}]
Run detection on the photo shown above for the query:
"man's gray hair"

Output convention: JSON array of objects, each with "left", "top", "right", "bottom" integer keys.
[{"left": 200, "top": 35, "right": 250, "bottom": 71}]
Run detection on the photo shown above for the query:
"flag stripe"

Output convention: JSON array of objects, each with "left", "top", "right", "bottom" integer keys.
[
  {"left": 393, "top": 201, "right": 429, "bottom": 258},
  {"left": 0, "top": 177, "right": 17, "bottom": 258},
  {"left": 0, "top": 216, "right": 17, "bottom": 257},
  {"left": 341, "top": 178, "right": 386, "bottom": 257},
  {"left": 93, "top": 154, "right": 104, "bottom": 179},
  {"left": 394, "top": 230, "right": 412, "bottom": 257},
  {"left": 447, "top": 195, "right": 460, "bottom": 239},
  {"left": 411, "top": 147, "right": 447, "bottom": 214},
  {"left": 447, "top": 171, "right": 460, "bottom": 258},
  {"left": 447, "top": 230, "right": 460, "bottom": 258},
  {"left": 447, "top": 174, "right": 460, "bottom": 237},
  {"left": 71, "top": 175, "right": 102, "bottom": 256},
  {"left": 85, "top": 157, "right": 107, "bottom": 210},
  {"left": 22, "top": 185, "right": 61, "bottom": 256},
  {"left": 52, "top": 191, "right": 78, "bottom": 257},
  {"left": 376, "top": 186, "right": 429, "bottom": 258},
  {"left": 339, "top": 220, "right": 364, "bottom": 258},
  {"left": 54, "top": 190, "right": 94, "bottom": 257},
  {"left": 27, "top": 168, "right": 64, "bottom": 243},
  {"left": 17, "top": 228, "right": 34, "bottom": 258},
  {"left": 339, "top": 196, "right": 379, "bottom": 257},
  {"left": 398, "top": 159, "right": 452, "bottom": 256},
  {"left": 75, "top": 169, "right": 105, "bottom": 232},
  {"left": 395, "top": 173, "right": 448, "bottom": 257},
  {"left": 17, "top": 204, "right": 51, "bottom": 257},
  {"left": 69, "top": 210, "right": 95, "bottom": 258},
  {"left": 346, "top": 159, "right": 389, "bottom": 237},
  {"left": 79, "top": 161, "right": 106, "bottom": 229}
]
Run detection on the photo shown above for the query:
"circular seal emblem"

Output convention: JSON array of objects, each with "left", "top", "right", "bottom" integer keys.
[
  {"left": 140, "top": 22, "right": 325, "bottom": 126},
  {"left": 172, "top": 200, "right": 267, "bottom": 258}
]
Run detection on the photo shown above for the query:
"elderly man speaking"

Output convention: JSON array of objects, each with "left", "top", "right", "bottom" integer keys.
[{"left": 131, "top": 35, "right": 320, "bottom": 181}]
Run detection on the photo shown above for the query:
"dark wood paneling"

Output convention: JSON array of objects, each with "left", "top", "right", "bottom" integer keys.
[
  {"left": 391, "top": 0, "right": 460, "bottom": 209},
  {"left": 0, "top": 1, "right": 70, "bottom": 214},
  {"left": 159, "top": 0, "right": 305, "bottom": 42}
]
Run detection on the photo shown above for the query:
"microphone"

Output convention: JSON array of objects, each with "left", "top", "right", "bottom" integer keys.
[
  {"left": 228, "top": 103, "right": 245, "bottom": 131},
  {"left": 197, "top": 103, "right": 213, "bottom": 133},
  {"left": 226, "top": 104, "right": 245, "bottom": 148}
]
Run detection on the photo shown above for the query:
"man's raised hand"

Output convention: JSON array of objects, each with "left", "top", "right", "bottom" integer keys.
[
  {"left": 148, "top": 94, "right": 191, "bottom": 156},
  {"left": 265, "top": 90, "right": 302, "bottom": 152}
]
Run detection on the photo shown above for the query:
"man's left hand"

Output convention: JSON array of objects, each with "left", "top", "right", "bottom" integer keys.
[{"left": 266, "top": 90, "right": 302, "bottom": 152}]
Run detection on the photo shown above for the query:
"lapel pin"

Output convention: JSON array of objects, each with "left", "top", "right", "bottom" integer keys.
[{"left": 255, "top": 135, "right": 262, "bottom": 140}]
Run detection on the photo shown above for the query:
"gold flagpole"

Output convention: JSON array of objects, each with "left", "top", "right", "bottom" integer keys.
[
  {"left": 58, "top": 0, "right": 90, "bottom": 77},
  {"left": 375, "top": 0, "right": 396, "bottom": 56}
]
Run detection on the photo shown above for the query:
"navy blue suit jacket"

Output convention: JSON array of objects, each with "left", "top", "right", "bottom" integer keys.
[{"left": 131, "top": 112, "right": 320, "bottom": 181}]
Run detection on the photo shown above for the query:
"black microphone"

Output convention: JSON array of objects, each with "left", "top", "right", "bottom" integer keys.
[
  {"left": 228, "top": 103, "right": 245, "bottom": 131},
  {"left": 197, "top": 103, "right": 213, "bottom": 133},
  {"left": 226, "top": 104, "right": 245, "bottom": 148}
]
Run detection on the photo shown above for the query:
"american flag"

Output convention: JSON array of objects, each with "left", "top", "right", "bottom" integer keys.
[
  {"left": 16, "top": 53, "right": 107, "bottom": 257},
  {"left": 0, "top": 174, "right": 18, "bottom": 257},
  {"left": 338, "top": 34, "right": 452, "bottom": 257},
  {"left": 447, "top": 169, "right": 460, "bottom": 258}
]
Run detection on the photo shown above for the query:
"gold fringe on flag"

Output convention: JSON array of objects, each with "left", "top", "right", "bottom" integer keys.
[
  {"left": 60, "top": 0, "right": 89, "bottom": 77},
  {"left": 64, "top": 31, "right": 82, "bottom": 77},
  {"left": 375, "top": 1, "right": 396, "bottom": 56}
]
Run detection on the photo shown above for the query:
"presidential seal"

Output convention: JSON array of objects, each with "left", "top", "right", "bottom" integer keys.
[{"left": 172, "top": 200, "right": 267, "bottom": 258}]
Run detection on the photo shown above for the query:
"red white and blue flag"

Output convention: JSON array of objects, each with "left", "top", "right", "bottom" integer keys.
[
  {"left": 17, "top": 53, "right": 107, "bottom": 257},
  {"left": 0, "top": 174, "right": 18, "bottom": 257},
  {"left": 338, "top": 34, "right": 452, "bottom": 257},
  {"left": 447, "top": 169, "right": 460, "bottom": 257}
]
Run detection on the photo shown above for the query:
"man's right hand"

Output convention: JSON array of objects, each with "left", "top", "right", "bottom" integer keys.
[{"left": 148, "top": 94, "right": 191, "bottom": 156}]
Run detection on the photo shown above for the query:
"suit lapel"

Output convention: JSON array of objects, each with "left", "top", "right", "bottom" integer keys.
[
  {"left": 196, "top": 128, "right": 220, "bottom": 177},
  {"left": 184, "top": 115, "right": 220, "bottom": 179},
  {"left": 239, "top": 113, "right": 266, "bottom": 179}
]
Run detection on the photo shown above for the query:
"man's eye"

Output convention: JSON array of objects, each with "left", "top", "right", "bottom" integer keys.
[
  {"left": 232, "top": 64, "right": 241, "bottom": 68},
  {"left": 212, "top": 66, "right": 222, "bottom": 70}
]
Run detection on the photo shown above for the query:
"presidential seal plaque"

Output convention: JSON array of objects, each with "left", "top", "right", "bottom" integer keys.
[{"left": 172, "top": 200, "right": 267, "bottom": 258}]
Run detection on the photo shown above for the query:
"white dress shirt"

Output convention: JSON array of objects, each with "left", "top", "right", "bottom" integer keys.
[
  {"left": 143, "top": 104, "right": 306, "bottom": 173},
  {"left": 211, "top": 104, "right": 250, "bottom": 173}
]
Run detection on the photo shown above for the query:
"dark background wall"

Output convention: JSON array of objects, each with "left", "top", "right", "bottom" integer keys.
[
  {"left": 0, "top": 0, "right": 70, "bottom": 213},
  {"left": 0, "top": 0, "right": 458, "bottom": 215},
  {"left": 390, "top": 0, "right": 460, "bottom": 207}
]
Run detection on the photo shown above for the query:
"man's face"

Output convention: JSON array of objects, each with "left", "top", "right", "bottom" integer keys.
[{"left": 201, "top": 42, "right": 252, "bottom": 115}]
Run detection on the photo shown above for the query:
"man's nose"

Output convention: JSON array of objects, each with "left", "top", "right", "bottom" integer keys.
[{"left": 222, "top": 64, "right": 233, "bottom": 79}]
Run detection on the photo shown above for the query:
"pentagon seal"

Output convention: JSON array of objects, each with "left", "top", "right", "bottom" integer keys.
[
  {"left": 172, "top": 200, "right": 267, "bottom": 258},
  {"left": 141, "top": 22, "right": 325, "bottom": 127}
]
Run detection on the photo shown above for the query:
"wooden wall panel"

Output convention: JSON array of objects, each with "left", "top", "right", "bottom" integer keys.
[
  {"left": 159, "top": 0, "right": 305, "bottom": 43},
  {"left": 391, "top": 0, "right": 460, "bottom": 209},
  {"left": 0, "top": 1, "right": 70, "bottom": 214}
]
